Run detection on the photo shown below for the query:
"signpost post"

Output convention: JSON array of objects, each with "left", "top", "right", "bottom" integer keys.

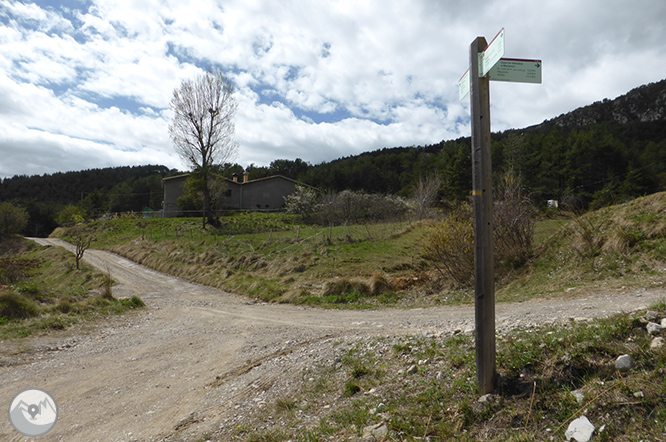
[{"left": 459, "top": 30, "right": 542, "bottom": 395}]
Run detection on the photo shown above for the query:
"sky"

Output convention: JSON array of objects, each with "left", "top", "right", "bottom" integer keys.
[{"left": 1, "top": 0, "right": 666, "bottom": 179}]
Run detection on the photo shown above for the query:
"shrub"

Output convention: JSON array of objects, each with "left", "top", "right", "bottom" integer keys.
[
  {"left": 423, "top": 173, "right": 535, "bottom": 286},
  {"left": 56, "top": 205, "right": 86, "bottom": 226},
  {"left": 284, "top": 185, "right": 320, "bottom": 218},
  {"left": 493, "top": 172, "right": 535, "bottom": 269},
  {"left": 0, "top": 291, "right": 41, "bottom": 320},
  {"left": 422, "top": 206, "right": 475, "bottom": 286},
  {"left": 317, "top": 190, "right": 411, "bottom": 226}
]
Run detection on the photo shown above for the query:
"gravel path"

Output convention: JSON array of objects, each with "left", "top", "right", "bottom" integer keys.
[{"left": 0, "top": 238, "right": 663, "bottom": 441}]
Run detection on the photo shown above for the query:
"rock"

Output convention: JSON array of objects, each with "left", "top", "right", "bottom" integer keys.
[
  {"left": 651, "top": 337, "right": 664, "bottom": 350},
  {"left": 644, "top": 311, "right": 659, "bottom": 322},
  {"left": 406, "top": 365, "right": 418, "bottom": 375},
  {"left": 646, "top": 322, "right": 662, "bottom": 335},
  {"left": 662, "top": 318, "right": 666, "bottom": 329},
  {"left": 571, "top": 389, "right": 585, "bottom": 405},
  {"left": 615, "top": 354, "right": 634, "bottom": 372},
  {"left": 565, "top": 416, "right": 595, "bottom": 442},
  {"left": 362, "top": 423, "right": 388, "bottom": 441},
  {"left": 478, "top": 394, "right": 492, "bottom": 403}
]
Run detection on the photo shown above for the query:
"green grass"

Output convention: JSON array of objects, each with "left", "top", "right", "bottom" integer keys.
[
  {"left": 0, "top": 237, "right": 145, "bottom": 340},
  {"left": 499, "top": 194, "right": 666, "bottom": 302},
  {"left": 52, "top": 192, "right": 666, "bottom": 308},
  {"left": 53, "top": 214, "right": 429, "bottom": 306},
  {"left": 220, "top": 304, "right": 666, "bottom": 441}
]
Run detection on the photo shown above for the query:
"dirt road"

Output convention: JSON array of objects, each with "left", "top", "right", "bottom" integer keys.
[{"left": 1, "top": 238, "right": 663, "bottom": 441}]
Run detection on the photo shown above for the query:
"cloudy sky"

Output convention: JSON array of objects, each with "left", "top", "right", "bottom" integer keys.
[{"left": 1, "top": 0, "right": 665, "bottom": 179}]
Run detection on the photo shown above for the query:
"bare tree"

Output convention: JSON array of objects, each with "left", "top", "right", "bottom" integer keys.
[
  {"left": 413, "top": 174, "right": 442, "bottom": 220},
  {"left": 74, "top": 234, "right": 92, "bottom": 270},
  {"left": 169, "top": 70, "right": 238, "bottom": 227}
]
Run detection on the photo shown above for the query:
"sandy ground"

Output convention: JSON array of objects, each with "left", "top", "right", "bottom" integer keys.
[{"left": 0, "top": 238, "right": 663, "bottom": 441}]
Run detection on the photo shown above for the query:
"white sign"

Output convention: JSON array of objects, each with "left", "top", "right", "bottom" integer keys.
[
  {"left": 488, "top": 58, "right": 542, "bottom": 83},
  {"left": 459, "top": 69, "right": 470, "bottom": 101},
  {"left": 480, "top": 28, "right": 504, "bottom": 77}
]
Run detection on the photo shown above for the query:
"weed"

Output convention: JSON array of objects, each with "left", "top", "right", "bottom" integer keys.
[
  {"left": 101, "top": 269, "right": 114, "bottom": 300},
  {"left": 55, "top": 299, "right": 73, "bottom": 314},
  {"left": 274, "top": 396, "right": 297, "bottom": 413},
  {"left": 0, "top": 291, "right": 41, "bottom": 319}
]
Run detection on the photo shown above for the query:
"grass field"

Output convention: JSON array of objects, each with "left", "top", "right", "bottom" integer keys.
[
  {"left": 51, "top": 193, "right": 666, "bottom": 308},
  {"left": 55, "top": 214, "right": 435, "bottom": 306}
]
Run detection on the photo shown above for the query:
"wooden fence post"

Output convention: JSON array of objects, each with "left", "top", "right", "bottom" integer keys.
[{"left": 470, "top": 36, "right": 496, "bottom": 394}]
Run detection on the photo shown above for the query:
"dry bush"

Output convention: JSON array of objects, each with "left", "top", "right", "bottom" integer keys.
[
  {"left": 423, "top": 173, "right": 535, "bottom": 286},
  {"left": 370, "top": 272, "right": 393, "bottom": 296},
  {"left": 317, "top": 190, "right": 411, "bottom": 226},
  {"left": 493, "top": 172, "right": 535, "bottom": 269},
  {"left": 323, "top": 279, "right": 371, "bottom": 298},
  {"left": 422, "top": 206, "right": 475, "bottom": 286}
]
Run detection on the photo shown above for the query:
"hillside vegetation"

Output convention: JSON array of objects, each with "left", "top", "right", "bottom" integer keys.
[
  {"left": 0, "top": 237, "right": 144, "bottom": 340},
  {"left": 53, "top": 192, "right": 666, "bottom": 308}
]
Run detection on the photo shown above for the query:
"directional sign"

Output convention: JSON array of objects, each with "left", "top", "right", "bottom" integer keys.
[
  {"left": 459, "top": 69, "right": 470, "bottom": 101},
  {"left": 488, "top": 58, "right": 542, "bottom": 83},
  {"left": 479, "top": 28, "right": 504, "bottom": 77}
]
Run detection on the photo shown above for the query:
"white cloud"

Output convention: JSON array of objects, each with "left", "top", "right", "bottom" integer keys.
[{"left": 0, "top": 0, "right": 665, "bottom": 178}]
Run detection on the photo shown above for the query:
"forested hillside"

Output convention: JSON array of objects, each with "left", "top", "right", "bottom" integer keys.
[
  {"left": 0, "top": 165, "right": 173, "bottom": 236},
  {"left": 253, "top": 79, "right": 666, "bottom": 208}
]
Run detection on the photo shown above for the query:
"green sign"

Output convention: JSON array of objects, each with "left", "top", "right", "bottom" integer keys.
[
  {"left": 479, "top": 28, "right": 505, "bottom": 77},
  {"left": 459, "top": 69, "right": 470, "bottom": 101},
  {"left": 488, "top": 58, "right": 542, "bottom": 83}
]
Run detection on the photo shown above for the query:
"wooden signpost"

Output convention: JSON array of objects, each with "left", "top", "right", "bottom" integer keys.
[{"left": 459, "top": 29, "right": 542, "bottom": 394}]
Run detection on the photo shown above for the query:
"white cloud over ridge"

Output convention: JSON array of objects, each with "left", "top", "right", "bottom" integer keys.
[{"left": 0, "top": 0, "right": 665, "bottom": 178}]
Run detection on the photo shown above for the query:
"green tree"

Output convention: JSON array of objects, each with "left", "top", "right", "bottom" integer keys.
[
  {"left": 0, "top": 202, "right": 29, "bottom": 238},
  {"left": 177, "top": 170, "right": 228, "bottom": 216},
  {"left": 56, "top": 205, "right": 86, "bottom": 226}
]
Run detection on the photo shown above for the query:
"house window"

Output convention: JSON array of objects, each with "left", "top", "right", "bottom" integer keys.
[{"left": 225, "top": 189, "right": 232, "bottom": 197}]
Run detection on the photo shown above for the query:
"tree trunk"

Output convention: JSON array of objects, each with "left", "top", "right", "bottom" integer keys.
[{"left": 202, "top": 168, "right": 210, "bottom": 229}]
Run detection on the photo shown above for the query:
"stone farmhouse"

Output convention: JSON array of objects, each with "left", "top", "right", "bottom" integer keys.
[{"left": 162, "top": 172, "right": 304, "bottom": 217}]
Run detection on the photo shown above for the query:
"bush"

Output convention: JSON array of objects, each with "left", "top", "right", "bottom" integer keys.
[
  {"left": 56, "top": 205, "right": 86, "bottom": 226},
  {"left": 422, "top": 206, "right": 475, "bottom": 286},
  {"left": 0, "top": 202, "right": 29, "bottom": 238},
  {"left": 0, "top": 291, "right": 41, "bottom": 320},
  {"left": 318, "top": 190, "right": 411, "bottom": 226},
  {"left": 422, "top": 173, "right": 535, "bottom": 286},
  {"left": 284, "top": 185, "right": 320, "bottom": 217},
  {"left": 493, "top": 172, "right": 535, "bottom": 269}
]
